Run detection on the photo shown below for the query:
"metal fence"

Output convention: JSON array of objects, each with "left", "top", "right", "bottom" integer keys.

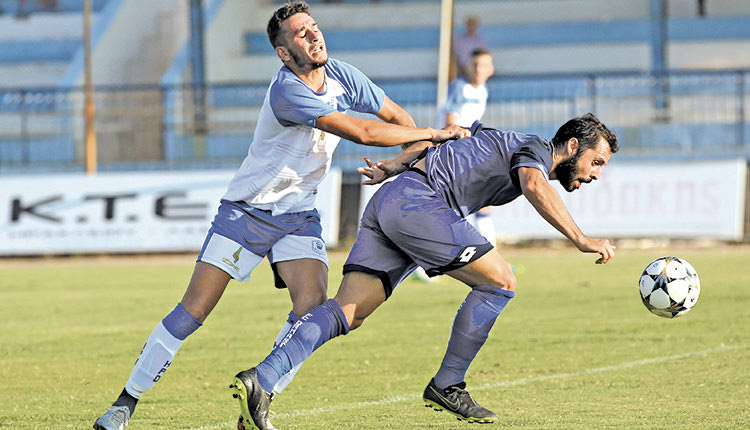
[{"left": 1, "top": 69, "right": 749, "bottom": 175}]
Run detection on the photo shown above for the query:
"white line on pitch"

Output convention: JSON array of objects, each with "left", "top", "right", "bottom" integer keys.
[{"left": 186, "top": 343, "right": 748, "bottom": 430}]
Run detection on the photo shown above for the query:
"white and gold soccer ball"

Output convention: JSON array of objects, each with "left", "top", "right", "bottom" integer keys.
[{"left": 638, "top": 256, "right": 700, "bottom": 318}]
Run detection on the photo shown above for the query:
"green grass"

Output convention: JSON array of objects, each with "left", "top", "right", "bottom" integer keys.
[{"left": 1, "top": 245, "right": 748, "bottom": 429}]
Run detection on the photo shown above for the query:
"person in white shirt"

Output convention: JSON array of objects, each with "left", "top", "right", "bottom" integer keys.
[
  {"left": 437, "top": 48, "right": 494, "bottom": 129},
  {"left": 92, "top": 2, "right": 467, "bottom": 430}
]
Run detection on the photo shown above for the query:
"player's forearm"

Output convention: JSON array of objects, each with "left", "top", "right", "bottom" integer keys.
[
  {"left": 316, "top": 113, "right": 437, "bottom": 147},
  {"left": 521, "top": 173, "right": 585, "bottom": 246},
  {"left": 357, "top": 119, "right": 441, "bottom": 147},
  {"left": 392, "top": 141, "right": 432, "bottom": 171}
]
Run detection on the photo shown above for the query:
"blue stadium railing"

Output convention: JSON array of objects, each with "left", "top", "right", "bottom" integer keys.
[
  {"left": 244, "top": 15, "right": 750, "bottom": 55},
  {"left": 1, "top": 69, "right": 749, "bottom": 175},
  {"left": 0, "top": 0, "right": 108, "bottom": 16}
]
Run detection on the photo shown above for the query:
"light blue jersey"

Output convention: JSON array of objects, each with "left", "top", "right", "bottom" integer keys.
[
  {"left": 436, "top": 77, "right": 488, "bottom": 128},
  {"left": 223, "top": 58, "right": 385, "bottom": 215},
  {"left": 202, "top": 58, "right": 386, "bottom": 281}
]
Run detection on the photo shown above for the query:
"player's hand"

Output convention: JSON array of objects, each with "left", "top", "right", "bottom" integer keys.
[
  {"left": 577, "top": 237, "right": 616, "bottom": 264},
  {"left": 357, "top": 156, "right": 401, "bottom": 185},
  {"left": 429, "top": 125, "right": 470, "bottom": 142}
]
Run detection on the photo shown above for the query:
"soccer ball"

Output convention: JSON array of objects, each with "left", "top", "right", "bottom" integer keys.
[{"left": 638, "top": 256, "right": 700, "bottom": 318}]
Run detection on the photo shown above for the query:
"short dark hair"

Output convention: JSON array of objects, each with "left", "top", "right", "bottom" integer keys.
[
  {"left": 267, "top": 1, "right": 310, "bottom": 48},
  {"left": 551, "top": 113, "right": 619, "bottom": 154},
  {"left": 470, "top": 48, "right": 491, "bottom": 58}
]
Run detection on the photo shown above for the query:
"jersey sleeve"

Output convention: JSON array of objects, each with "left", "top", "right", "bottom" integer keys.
[
  {"left": 269, "top": 77, "right": 337, "bottom": 127},
  {"left": 509, "top": 137, "right": 553, "bottom": 188},
  {"left": 326, "top": 59, "right": 385, "bottom": 114},
  {"left": 441, "top": 80, "right": 466, "bottom": 114}
]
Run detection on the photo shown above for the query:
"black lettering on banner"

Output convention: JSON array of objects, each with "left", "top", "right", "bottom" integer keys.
[
  {"left": 155, "top": 192, "right": 208, "bottom": 220},
  {"left": 84, "top": 194, "right": 137, "bottom": 220},
  {"left": 11, "top": 195, "right": 63, "bottom": 223}
]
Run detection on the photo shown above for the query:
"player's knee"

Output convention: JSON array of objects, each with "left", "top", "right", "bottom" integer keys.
[
  {"left": 504, "top": 272, "right": 517, "bottom": 292},
  {"left": 348, "top": 317, "right": 365, "bottom": 331},
  {"left": 291, "top": 284, "right": 327, "bottom": 315},
  {"left": 488, "top": 269, "right": 517, "bottom": 292},
  {"left": 180, "top": 302, "right": 210, "bottom": 323}
]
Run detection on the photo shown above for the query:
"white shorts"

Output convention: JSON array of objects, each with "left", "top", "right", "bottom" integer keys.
[{"left": 197, "top": 200, "right": 328, "bottom": 282}]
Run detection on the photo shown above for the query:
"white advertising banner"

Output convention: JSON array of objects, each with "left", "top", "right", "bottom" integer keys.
[
  {"left": 489, "top": 159, "right": 747, "bottom": 240},
  {"left": 0, "top": 168, "right": 341, "bottom": 256},
  {"left": 360, "top": 159, "right": 747, "bottom": 241}
]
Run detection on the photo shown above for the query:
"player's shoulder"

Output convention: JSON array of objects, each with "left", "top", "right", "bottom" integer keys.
[
  {"left": 448, "top": 77, "right": 469, "bottom": 89},
  {"left": 270, "top": 66, "right": 300, "bottom": 91},
  {"left": 509, "top": 133, "right": 553, "bottom": 162},
  {"left": 505, "top": 130, "right": 549, "bottom": 148},
  {"left": 475, "top": 126, "right": 549, "bottom": 149},
  {"left": 268, "top": 66, "right": 314, "bottom": 104},
  {"left": 324, "top": 57, "right": 366, "bottom": 81}
]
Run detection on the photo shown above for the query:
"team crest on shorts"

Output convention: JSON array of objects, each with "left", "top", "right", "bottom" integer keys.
[{"left": 312, "top": 239, "right": 325, "bottom": 255}]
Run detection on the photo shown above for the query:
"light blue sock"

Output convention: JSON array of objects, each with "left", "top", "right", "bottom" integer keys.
[
  {"left": 255, "top": 299, "right": 349, "bottom": 393},
  {"left": 433, "top": 286, "right": 514, "bottom": 389}
]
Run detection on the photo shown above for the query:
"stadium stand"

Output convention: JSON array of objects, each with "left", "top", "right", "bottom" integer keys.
[
  {"left": 0, "top": 1, "right": 111, "bottom": 171},
  {"left": 1, "top": 0, "right": 750, "bottom": 173}
]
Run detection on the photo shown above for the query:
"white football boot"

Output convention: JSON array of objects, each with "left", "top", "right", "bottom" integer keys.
[{"left": 93, "top": 405, "right": 130, "bottom": 430}]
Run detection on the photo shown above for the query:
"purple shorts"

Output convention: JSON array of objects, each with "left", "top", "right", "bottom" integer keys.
[{"left": 344, "top": 170, "right": 492, "bottom": 298}]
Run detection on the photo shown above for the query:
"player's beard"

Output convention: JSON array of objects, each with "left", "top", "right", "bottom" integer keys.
[
  {"left": 554, "top": 151, "right": 582, "bottom": 192},
  {"left": 290, "top": 49, "right": 328, "bottom": 70}
]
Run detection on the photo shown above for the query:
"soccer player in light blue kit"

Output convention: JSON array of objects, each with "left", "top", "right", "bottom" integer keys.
[
  {"left": 92, "top": 2, "right": 467, "bottom": 429},
  {"left": 232, "top": 114, "right": 619, "bottom": 428}
]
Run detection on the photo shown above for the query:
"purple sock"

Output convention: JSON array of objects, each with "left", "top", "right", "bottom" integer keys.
[
  {"left": 434, "top": 286, "right": 514, "bottom": 389},
  {"left": 162, "top": 303, "right": 202, "bottom": 340},
  {"left": 255, "top": 299, "right": 349, "bottom": 393}
]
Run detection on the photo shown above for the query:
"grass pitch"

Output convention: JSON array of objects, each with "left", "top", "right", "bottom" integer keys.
[{"left": 1, "top": 245, "right": 748, "bottom": 429}]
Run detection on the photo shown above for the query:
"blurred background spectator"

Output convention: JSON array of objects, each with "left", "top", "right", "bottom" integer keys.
[{"left": 453, "top": 15, "right": 487, "bottom": 79}]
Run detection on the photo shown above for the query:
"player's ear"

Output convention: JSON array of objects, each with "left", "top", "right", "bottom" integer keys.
[
  {"left": 276, "top": 46, "right": 291, "bottom": 62},
  {"left": 566, "top": 137, "right": 579, "bottom": 156}
]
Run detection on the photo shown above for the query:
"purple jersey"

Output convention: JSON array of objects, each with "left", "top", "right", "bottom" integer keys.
[
  {"left": 423, "top": 122, "right": 554, "bottom": 217},
  {"left": 344, "top": 122, "right": 555, "bottom": 295}
]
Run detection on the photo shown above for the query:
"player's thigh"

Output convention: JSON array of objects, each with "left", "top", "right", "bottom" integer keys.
[
  {"left": 273, "top": 258, "right": 328, "bottom": 315},
  {"left": 344, "top": 220, "right": 418, "bottom": 299},
  {"left": 198, "top": 201, "right": 276, "bottom": 281},
  {"left": 181, "top": 261, "right": 233, "bottom": 322},
  {"left": 270, "top": 233, "right": 329, "bottom": 314},
  {"left": 446, "top": 249, "right": 516, "bottom": 291},
  {"left": 377, "top": 192, "right": 493, "bottom": 277}
]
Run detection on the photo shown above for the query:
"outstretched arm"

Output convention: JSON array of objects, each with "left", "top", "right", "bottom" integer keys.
[
  {"left": 315, "top": 112, "right": 460, "bottom": 147},
  {"left": 357, "top": 123, "right": 468, "bottom": 184},
  {"left": 357, "top": 141, "right": 430, "bottom": 185},
  {"left": 518, "top": 167, "right": 615, "bottom": 264},
  {"left": 314, "top": 95, "right": 468, "bottom": 147}
]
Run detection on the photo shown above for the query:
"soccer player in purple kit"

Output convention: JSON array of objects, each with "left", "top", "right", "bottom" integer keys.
[
  {"left": 92, "top": 2, "right": 467, "bottom": 429},
  {"left": 231, "top": 113, "right": 619, "bottom": 428}
]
